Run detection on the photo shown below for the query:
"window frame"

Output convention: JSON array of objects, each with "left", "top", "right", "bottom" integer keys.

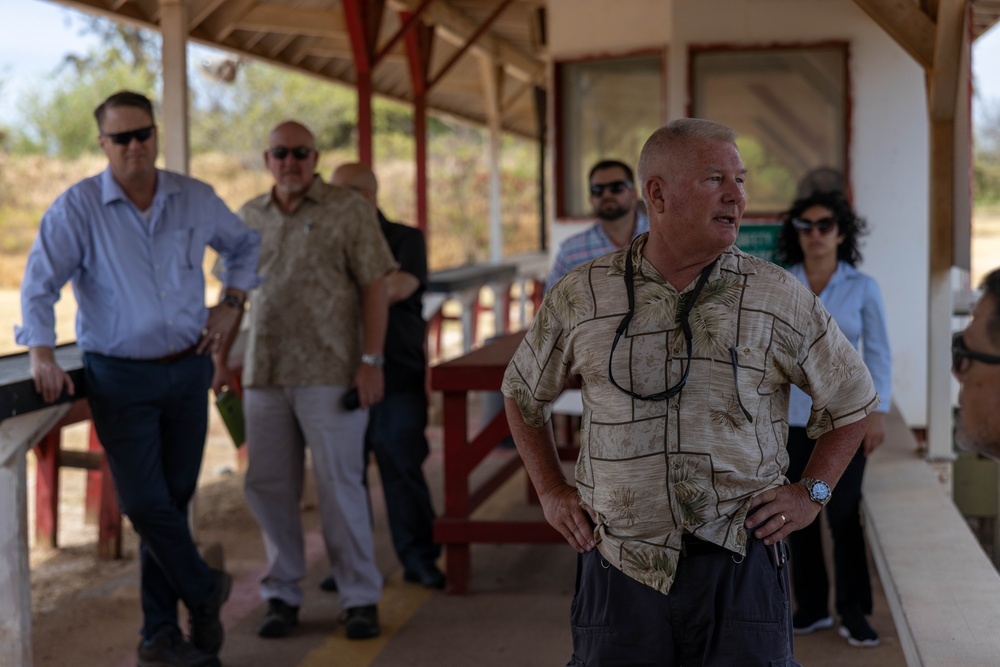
[
  {"left": 687, "top": 41, "right": 852, "bottom": 219},
  {"left": 553, "top": 48, "right": 667, "bottom": 220}
]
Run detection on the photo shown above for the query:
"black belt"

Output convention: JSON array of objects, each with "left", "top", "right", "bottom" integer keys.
[
  {"left": 151, "top": 344, "right": 199, "bottom": 364},
  {"left": 680, "top": 536, "right": 732, "bottom": 558}
]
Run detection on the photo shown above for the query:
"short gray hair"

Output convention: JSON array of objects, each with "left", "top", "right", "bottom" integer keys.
[{"left": 637, "top": 118, "right": 738, "bottom": 191}]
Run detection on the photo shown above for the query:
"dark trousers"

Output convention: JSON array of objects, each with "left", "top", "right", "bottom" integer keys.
[
  {"left": 785, "top": 426, "right": 872, "bottom": 617},
  {"left": 365, "top": 390, "right": 440, "bottom": 571},
  {"left": 566, "top": 541, "right": 800, "bottom": 667},
  {"left": 84, "top": 352, "right": 215, "bottom": 639}
]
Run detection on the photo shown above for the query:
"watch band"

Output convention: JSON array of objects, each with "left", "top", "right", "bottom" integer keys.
[
  {"left": 799, "top": 477, "right": 832, "bottom": 506},
  {"left": 360, "top": 353, "right": 384, "bottom": 369},
  {"left": 219, "top": 293, "right": 245, "bottom": 310}
]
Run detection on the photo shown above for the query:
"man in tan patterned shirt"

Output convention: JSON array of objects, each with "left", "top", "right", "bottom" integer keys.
[
  {"left": 234, "top": 121, "right": 395, "bottom": 642},
  {"left": 503, "top": 118, "right": 878, "bottom": 666}
]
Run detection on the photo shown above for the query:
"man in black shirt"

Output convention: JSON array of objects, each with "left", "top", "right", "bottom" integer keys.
[{"left": 328, "top": 162, "right": 444, "bottom": 589}]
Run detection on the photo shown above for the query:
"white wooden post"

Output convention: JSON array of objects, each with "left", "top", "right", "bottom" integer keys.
[{"left": 0, "top": 404, "right": 71, "bottom": 667}]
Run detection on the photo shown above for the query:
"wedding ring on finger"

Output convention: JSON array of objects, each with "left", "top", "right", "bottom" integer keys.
[{"left": 780, "top": 514, "right": 786, "bottom": 523}]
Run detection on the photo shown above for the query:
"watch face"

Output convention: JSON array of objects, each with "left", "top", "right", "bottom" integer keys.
[{"left": 811, "top": 480, "right": 831, "bottom": 501}]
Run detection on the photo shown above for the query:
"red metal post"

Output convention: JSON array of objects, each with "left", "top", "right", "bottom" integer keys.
[
  {"left": 33, "top": 431, "right": 60, "bottom": 549},
  {"left": 342, "top": 0, "right": 381, "bottom": 165},
  {"left": 84, "top": 422, "right": 102, "bottom": 525}
]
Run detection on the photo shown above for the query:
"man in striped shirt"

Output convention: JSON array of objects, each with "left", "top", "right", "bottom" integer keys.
[{"left": 545, "top": 159, "right": 649, "bottom": 291}]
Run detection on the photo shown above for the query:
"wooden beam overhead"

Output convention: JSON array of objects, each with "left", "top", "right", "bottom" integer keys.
[
  {"left": 389, "top": 0, "right": 543, "bottom": 81},
  {"left": 929, "top": 0, "right": 966, "bottom": 120},
  {"left": 198, "top": 0, "right": 258, "bottom": 41},
  {"left": 853, "top": 0, "right": 936, "bottom": 70},
  {"left": 188, "top": 0, "right": 228, "bottom": 30},
  {"left": 236, "top": 5, "right": 347, "bottom": 38}
]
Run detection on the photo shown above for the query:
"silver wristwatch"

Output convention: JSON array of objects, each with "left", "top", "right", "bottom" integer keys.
[
  {"left": 799, "top": 477, "right": 832, "bottom": 506},
  {"left": 360, "top": 353, "right": 385, "bottom": 369}
]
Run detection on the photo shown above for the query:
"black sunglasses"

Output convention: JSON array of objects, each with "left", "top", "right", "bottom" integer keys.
[
  {"left": 607, "top": 252, "right": 753, "bottom": 423},
  {"left": 952, "top": 332, "right": 1000, "bottom": 373},
  {"left": 791, "top": 217, "right": 838, "bottom": 234},
  {"left": 102, "top": 125, "right": 155, "bottom": 145},
  {"left": 590, "top": 180, "right": 633, "bottom": 197},
  {"left": 268, "top": 146, "right": 315, "bottom": 161}
]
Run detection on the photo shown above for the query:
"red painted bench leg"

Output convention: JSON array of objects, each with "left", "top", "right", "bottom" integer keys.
[
  {"left": 84, "top": 423, "right": 102, "bottom": 526},
  {"left": 97, "top": 448, "right": 122, "bottom": 559},
  {"left": 34, "top": 431, "right": 60, "bottom": 549}
]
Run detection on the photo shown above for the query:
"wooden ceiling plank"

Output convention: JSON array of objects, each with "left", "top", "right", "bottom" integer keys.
[
  {"left": 236, "top": 5, "right": 347, "bottom": 38},
  {"left": 389, "top": 0, "right": 542, "bottom": 80},
  {"left": 427, "top": 0, "right": 515, "bottom": 89},
  {"left": 853, "top": 0, "right": 936, "bottom": 69},
  {"left": 929, "top": 0, "right": 966, "bottom": 120},
  {"left": 198, "top": 0, "right": 258, "bottom": 41},
  {"left": 373, "top": 0, "right": 435, "bottom": 66},
  {"left": 189, "top": 0, "right": 229, "bottom": 30}
]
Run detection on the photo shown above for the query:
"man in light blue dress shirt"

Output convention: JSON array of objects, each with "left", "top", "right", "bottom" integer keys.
[
  {"left": 16, "top": 91, "right": 260, "bottom": 667},
  {"left": 545, "top": 159, "right": 649, "bottom": 291}
]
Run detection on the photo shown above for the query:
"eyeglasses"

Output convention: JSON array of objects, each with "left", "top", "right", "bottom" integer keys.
[
  {"left": 589, "top": 180, "right": 633, "bottom": 197},
  {"left": 607, "top": 251, "right": 754, "bottom": 423},
  {"left": 791, "top": 217, "right": 838, "bottom": 234},
  {"left": 952, "top": 332, "right": 1000, "bottom": 373},
  {"left": 101, "top": 125, "right": 155, "bottom": 145},
  {"left": 267, "top": 146, "right": 315, "bottom": 161}
]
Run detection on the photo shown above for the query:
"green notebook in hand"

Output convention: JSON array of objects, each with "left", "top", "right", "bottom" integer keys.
[{"left": 215, "top": 389, "right": 245, "bottom": 448}]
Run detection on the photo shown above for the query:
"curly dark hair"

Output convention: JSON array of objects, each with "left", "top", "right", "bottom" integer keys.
[{"left": 774, "top": 190, "right": 868, "bottom": 267}]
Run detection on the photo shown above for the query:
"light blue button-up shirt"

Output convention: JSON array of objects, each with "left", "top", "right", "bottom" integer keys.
[
  {"left": 16, "top": 168, "right": 261, "bottom": 360},
  {"left": 787, "top": 261, "right": 891, "bottom": 427}
]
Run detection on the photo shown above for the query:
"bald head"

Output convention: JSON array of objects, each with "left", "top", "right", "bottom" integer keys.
[{"left": 331, "top": 162, "right": 378, "bottom": 206}]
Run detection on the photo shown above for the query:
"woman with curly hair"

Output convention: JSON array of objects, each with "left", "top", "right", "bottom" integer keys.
[{"left": 775, "top": 190, "right": 891, "bottom": 649}]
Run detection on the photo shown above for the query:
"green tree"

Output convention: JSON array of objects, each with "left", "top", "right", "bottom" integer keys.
[{"left": 9, "top": 19, "right": 159, "bottom": 157}]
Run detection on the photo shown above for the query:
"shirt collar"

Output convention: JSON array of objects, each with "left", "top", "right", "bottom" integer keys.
[
  {"left": 263, "top": 174, "right": 325, "bottom": 210},
  {"left": 607, "top": 233, "right": 758, "bottom": 288},
  {"left": 100, "top": 167, "right": 172, "bottom": 206}
]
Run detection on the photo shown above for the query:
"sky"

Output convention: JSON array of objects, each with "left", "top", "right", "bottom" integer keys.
[{"left": 3, "top": 0, "right": 1000, "bottom": 126}]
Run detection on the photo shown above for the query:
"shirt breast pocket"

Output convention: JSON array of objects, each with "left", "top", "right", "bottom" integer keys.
[{"left": 706, "top": 345, "right": 765, "bottom": 430}]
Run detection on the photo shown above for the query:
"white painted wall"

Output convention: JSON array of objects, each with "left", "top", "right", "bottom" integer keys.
[{"left": 547, "top": 0, "right": 931, "bottom": 426}]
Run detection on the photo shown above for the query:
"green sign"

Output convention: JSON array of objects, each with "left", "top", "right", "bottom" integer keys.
[{"left": 735, "top": 223, "right": 783, "bottom": 265}]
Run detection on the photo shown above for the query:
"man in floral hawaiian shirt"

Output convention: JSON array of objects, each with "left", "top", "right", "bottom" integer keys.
[{"left": 503, "top": 118, "right": 878, "bottom": 666}]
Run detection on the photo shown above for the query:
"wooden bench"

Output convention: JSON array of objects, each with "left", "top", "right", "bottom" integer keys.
[{"left": 0, "top": 345, "right": 121, "bottom": 559}]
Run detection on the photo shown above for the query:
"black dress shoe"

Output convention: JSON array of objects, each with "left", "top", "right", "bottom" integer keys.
[
  {"left": 404, "top": 563, "right": 446, "bottom": 589},
  {"left": 343, "top": 604, "right": 381, "bottom": 640},
  {"left": 138, "top": 626, "right": 220, "bottom": 667},
  {"left": 189, "top": 568, "right": 232, "bottom": 655},
  {"left": 257, "top": 598, "right": 300, "bottom": 638},
  {"left": 319, "top": 574, "right": 338, "bottom": 592}
]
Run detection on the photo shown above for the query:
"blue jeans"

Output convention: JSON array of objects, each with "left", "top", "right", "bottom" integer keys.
[
  {"left": 83, "top": 352, "right": 215, "bottom": 639},
  {"left": 365, "top": 391, "right": 440, "bottom": 571}
]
